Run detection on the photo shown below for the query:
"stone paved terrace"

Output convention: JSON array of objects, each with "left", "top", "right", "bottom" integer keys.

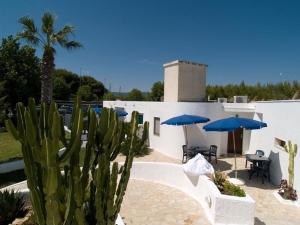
[
  {"left": 116, "top": 150, "right": 300, "bottom": 225},
  {"left": 121, "top": 180, "right": 210, "bottom": 225}
]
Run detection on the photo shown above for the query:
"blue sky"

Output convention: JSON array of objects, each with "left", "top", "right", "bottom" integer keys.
[{"left": 1, "top": 0, "right": 300, "bottom": 91}]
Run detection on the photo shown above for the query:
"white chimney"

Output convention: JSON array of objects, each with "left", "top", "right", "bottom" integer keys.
[{"left": 163, "top": 60, "right": 207, "bottom": 102}]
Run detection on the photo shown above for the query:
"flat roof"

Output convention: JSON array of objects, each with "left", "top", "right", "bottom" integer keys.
[{"left": 163, "top": 60, "right": 208, "bottom": 68}]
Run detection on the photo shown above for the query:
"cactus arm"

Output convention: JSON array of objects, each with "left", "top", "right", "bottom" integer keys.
[
  {"left": 5, "top": 119, "right": 19, "bottom": 141},
  {"left": 59, "top": 109, "right": 83, "bottom": 164},
  {"left": 81, "top": 109, "right": 96, "bottom": 190}
]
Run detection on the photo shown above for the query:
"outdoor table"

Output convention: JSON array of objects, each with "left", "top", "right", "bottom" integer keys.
[{"left": 246, "top": 154, "right": 270, "bottom": 179}]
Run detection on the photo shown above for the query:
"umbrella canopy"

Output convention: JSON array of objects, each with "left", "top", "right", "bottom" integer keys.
[
  {"left": 161, "top": 114, "right": 210, "bottom": 126},
  {"left": 92, "top": 108, "right": 128, "bottom": 117},
  {"left": 93, "top": 107, "right": 101, "bottom": 114},
  {"left": 203, "top": 117, "right": 267, "bottom": 132},
  {"left": 161, "top": 114, "right": 210, "bottom": 147},
  {"left": 115, "top": 108, "right": 128, "bottom": 117},
  {"left": 203, "top": 116, "right": 267, "bottom": 179}
]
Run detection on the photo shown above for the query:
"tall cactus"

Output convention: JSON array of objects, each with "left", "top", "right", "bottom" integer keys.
[
  {"left": 284, "top": 140, "right": 298, "bottom": 187},
  {"left": 5, "top": 97, "right": 149, "bottom": 225}
]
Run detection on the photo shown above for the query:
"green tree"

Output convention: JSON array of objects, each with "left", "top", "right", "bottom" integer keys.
[
  {"left": 81, "top": 75, "right": 107, "bottom": 99},
  {"left": 150, "top": 81, "right": 164, "bottom": 101},
  {"left": 53, "top": 77, "right": 71, "bottom": 100},
  {"left": 77, "top": 85, "right": 93, "bottom": 101},
  {"left": 0, "top": 36, "right": 40, "bottom": 124},
  {"left": 127, "top": 88, "right": 144, "bottom": 101},
  {"left": 53, "top": 69, "right": 80, "bottom": 91},
  {"left": 53, "top": 69, "right": 107, "bottom": 100},
  {"left": 206, "top": 81, "right": 300, "bottom": 101},
  {"left": 18, "top": 12, "right": 82, "bottom": 103},
  {"left": 103, "top": 92, "right": 116, "bottom": 101}
]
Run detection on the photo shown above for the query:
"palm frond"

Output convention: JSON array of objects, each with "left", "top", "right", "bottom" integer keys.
[
  {"left": 53, "top": 25, "right": 75, "bottom": 44},
  {"left": 17, "top": 31, "right": 39, "bottom": 45},
  {"left": 18, "top": 16, "right": 37, "bottom": 33},
  {"left": 42, "top": 12, "right": 55, "bottom": 36},
  {"left": 58, "top": 25, "right": 75, "bottom": 36},
  {"left": 59, "top": 40, "right": 82, "bottom": 50}
]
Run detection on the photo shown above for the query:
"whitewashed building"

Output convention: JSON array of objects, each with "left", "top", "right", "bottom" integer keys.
[{"left": 104, "top": 60, "right": 300, "bottom": 203}]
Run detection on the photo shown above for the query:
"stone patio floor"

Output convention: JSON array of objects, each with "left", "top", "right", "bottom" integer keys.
[
  {"left": 121, "top": 180, "right": 210, "bottom": 225},
  {"left": 117, "top": 150, "right": 300, "bottom": 225}
]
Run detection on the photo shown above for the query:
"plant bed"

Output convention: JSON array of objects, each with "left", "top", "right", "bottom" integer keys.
[
  {"left": 213, "top": 171, "right": 246, "bottom": 197},
  {"left": 273, "top": 179, "right": 299, "bottom": 207},
  {"left": 0, "top": 189, "right": 29, "bottom": 225},
  {"left": 1, "top": 185, "right": 125, "bottom": 225}
]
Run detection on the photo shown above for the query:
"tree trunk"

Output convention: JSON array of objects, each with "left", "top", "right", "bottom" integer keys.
[{"left": 41, "top": 49, "right": 54, "bottom": 104}]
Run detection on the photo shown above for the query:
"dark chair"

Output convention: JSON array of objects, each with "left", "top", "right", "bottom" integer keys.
[
  {"left": 182, "top": 145, "right": 196, "bottom": 163},
  {"left": 202, "top": 145, "right": 218, "bottom": 163},
  {"left": 249, "top": 159, "right": 271, "bottom": 184},
  {"left": 245, "top": 149, "right": 265, "bottom": 168}
]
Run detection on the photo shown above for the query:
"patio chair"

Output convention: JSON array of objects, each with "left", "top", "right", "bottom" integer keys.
[
  {"left": 250, "top": 159, "right": 271, "bottom": 184},
  {"left": 202, "top": 145, "right": 218, "bottom": 163},
  {"left": 182, "top": 145, "right": 196, "bottom": 163},
  {"left": 245, "top": 149, "right": 264, "bottom": 168}
]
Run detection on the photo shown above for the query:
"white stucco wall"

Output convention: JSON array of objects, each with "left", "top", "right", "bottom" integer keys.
[
  {"left": 104, "top": 101, "right": 257, "bottom": 159},
  {"left": 104, "top": 100, "right": 300, "bottom": 204},
  {"left": 248, "top": 101, "right": 300, "bottom": 204}
]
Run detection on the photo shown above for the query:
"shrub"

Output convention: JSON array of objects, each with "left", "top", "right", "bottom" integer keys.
[
  {"left": 213, "top": 171, "right": 246, "bottom": 197},
  {"left": 223, "top": 181, "right": 246, "bottom": 197},
  {"left": 0, "top": 189, "right": 28, "bottom": 224},
  {"left": 213, "top": 171, "right": 227, "bottom": 191}
]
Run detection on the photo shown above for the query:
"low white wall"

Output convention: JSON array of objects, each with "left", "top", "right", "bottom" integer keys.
[
  {"left": 130, "top": 162, "right": 255, "bottom": 225},
  {"left": 0, "top": 159, "right": 24, "bottom": 173}
]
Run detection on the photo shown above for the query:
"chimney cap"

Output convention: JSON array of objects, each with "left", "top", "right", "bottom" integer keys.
[{"left": 163, "top": 60, "right": 208, "bottom": 68}]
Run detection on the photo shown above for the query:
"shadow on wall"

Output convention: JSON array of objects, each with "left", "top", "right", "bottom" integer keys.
[
  {"left": 269, "top": 150, "right": 282, "bottom": 185},
  {"left": 187, "top": 125, "right": 208, "bottom": 147}
]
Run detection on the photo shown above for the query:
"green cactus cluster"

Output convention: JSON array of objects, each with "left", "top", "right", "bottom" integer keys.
[
  {"left": 284, "top": 140, "right": 298, "bottom": 188},
  {"left": 5, "top": 96, "right": 149, "bottom": 225}
]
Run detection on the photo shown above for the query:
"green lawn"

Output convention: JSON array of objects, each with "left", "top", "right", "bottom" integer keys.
[{"left": 0, "top": 132, "right": 22, "bottom": 163}]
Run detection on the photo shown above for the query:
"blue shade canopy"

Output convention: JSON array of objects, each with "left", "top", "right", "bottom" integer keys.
[
  {"left": 93, "top": 107, "right": 101, "bottom": 114},
  {"left": 92, "top": 107, "right": 128, "bottom": 117},
  {"left": 115, "top": 109, "right": 128, "bottom": 117},
  {"left": 161, "top": 114, "right": 210, "bottom": 126},
  {"left": 203, "top": 117, "right": 267, "bottom": 132}
]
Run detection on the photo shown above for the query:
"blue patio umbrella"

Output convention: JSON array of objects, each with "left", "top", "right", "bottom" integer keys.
[
  {"left": 93, "top": 107, "right": 101, "bottom": 114},
  {"left": 115, "top": 108, "right": 128, "bottom": 117},
  {"left": 93, "top": 107, "right": 128, "bottom": 117},
  {"left": 161, "top": 114, "right": 210, "bottom": 146},
  {"left": 203, "top": 116, "right": 267, "bottom": 178}
]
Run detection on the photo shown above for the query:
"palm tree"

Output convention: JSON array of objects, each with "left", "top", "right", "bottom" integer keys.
[{"left": 18, "top": 12, "right": 82, "bottom": 103}]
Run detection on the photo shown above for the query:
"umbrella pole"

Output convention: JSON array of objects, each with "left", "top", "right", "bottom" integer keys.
[
  {"left": 232, "top": 131, "right": 237, "bottom": 178},
  {"left": 184, "top": 125, "right": 188, "bottom": 146}
]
